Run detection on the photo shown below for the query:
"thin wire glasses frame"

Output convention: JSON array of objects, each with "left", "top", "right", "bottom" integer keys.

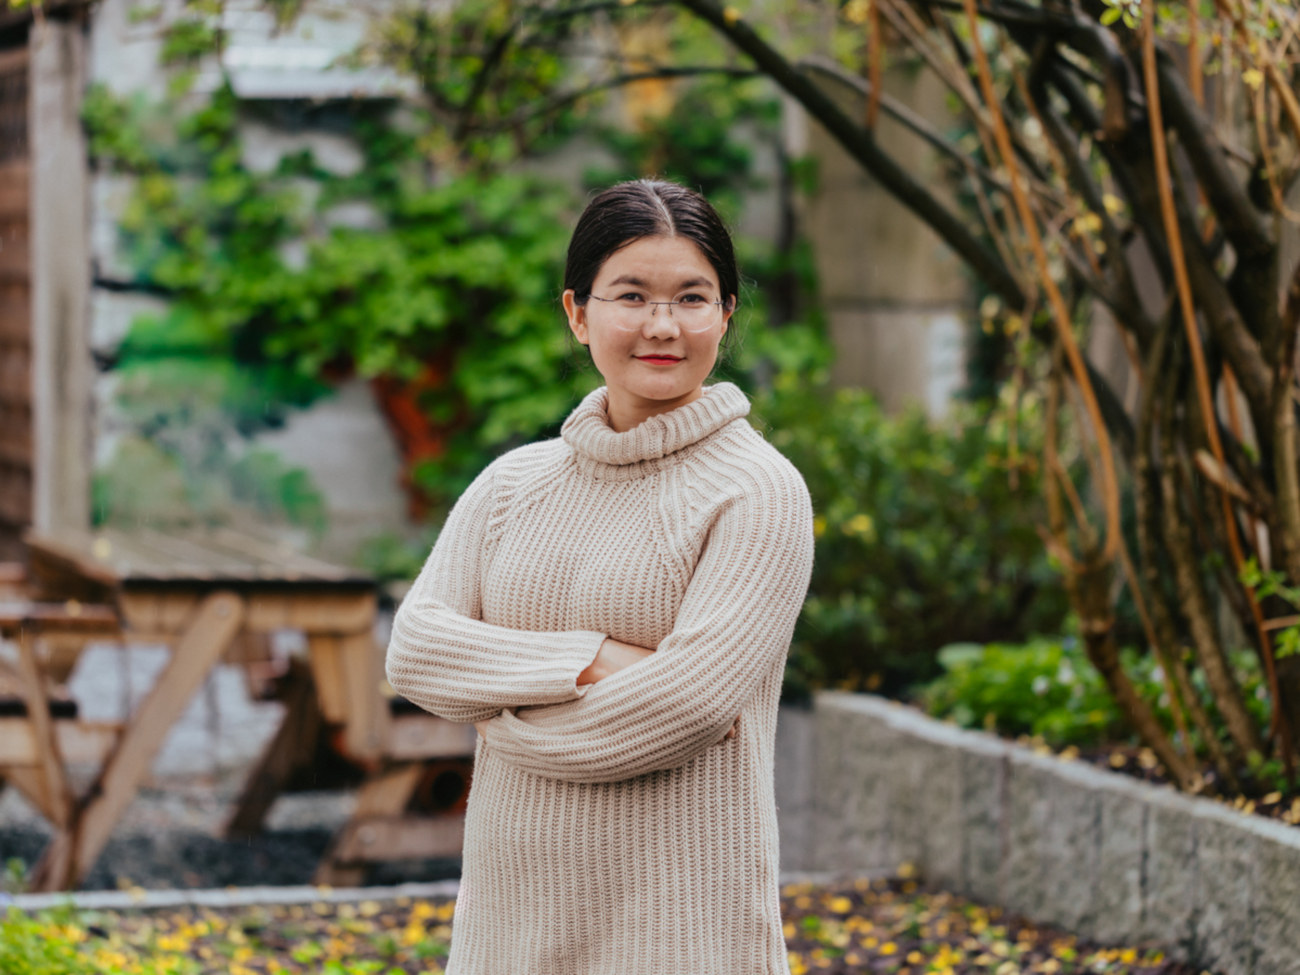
[{"left": 584, "top": 291, "right": 731, "bottom": 333}]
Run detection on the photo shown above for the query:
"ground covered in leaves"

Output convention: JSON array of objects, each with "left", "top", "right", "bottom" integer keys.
[{"left": 2, "top": 876, "right": 1208, "bottom": 975}]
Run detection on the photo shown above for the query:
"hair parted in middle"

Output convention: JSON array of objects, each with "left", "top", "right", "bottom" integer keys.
[{"left": 563, "top": 179, "right": 739, "bottom": 311}]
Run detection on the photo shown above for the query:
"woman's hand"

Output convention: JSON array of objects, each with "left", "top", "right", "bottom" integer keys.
[
  {"left": 475, "top": 639, "right": 653, "bottom": 739},
  {"left": 579, "top": 639, "right": 741, "bottom": 739},
  {"left": 577, "top": 637, "right": 655, "bottom": 685}
]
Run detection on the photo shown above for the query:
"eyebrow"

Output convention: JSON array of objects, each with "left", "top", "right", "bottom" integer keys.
[{"left": 606, "top": 274, "right": 715, "bottom": 290}]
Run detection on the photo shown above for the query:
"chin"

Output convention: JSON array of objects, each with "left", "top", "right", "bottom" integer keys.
[{"left": 628, "top": 378, "right": 702, "bottom": 403}]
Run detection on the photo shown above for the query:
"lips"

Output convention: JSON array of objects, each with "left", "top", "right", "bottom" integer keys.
[{"left": 636, "top": 355, "right": 683, "bottom": 364}]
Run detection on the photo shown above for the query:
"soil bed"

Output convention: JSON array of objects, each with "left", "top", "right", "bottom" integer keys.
[{"left": 3, "top": 877, "right": 1206, "bottom": 975}]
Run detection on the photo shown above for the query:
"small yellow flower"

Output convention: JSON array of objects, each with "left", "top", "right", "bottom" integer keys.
[
  {"left": 842, "top": 513, "right": 874, "bottom": 538},
  {"left": 843, "top": 0, "right": 869, "bottom": 23}
]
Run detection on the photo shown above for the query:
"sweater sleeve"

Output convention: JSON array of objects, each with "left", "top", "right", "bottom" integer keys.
[
  {"left": 385, "top": 463, "right": 608, "bottom": 724},
  {"left": 479, "top": 463, "right": 814, "bottom": 782}
]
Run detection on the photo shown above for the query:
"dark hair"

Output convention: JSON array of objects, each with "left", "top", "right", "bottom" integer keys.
[{"left": 564, "top": 180, "right": 739, "bottom": 311}]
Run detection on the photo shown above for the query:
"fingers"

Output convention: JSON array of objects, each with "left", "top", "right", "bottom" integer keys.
[{"left": 724, "top": 716, "right": 740, "bottom": 740}]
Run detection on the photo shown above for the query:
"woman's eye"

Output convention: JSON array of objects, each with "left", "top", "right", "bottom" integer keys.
[
  {"left": 677, "top": 293, "right": 708, "bottom": 306},
  {"left": 618, "top": 293, "right": 645, "bottom": 304}
]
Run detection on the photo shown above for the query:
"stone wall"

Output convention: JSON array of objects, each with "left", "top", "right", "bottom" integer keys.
[
  {"left": 786, "top": 692, "right": 1300, "bottom": 975},
  {"left": 792, "top": 64, "right": 968, "bottom": 417}
]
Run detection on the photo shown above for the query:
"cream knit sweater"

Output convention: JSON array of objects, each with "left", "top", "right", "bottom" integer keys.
[{"left": 386, "top": 382, "right": 814, "bottom": 975}]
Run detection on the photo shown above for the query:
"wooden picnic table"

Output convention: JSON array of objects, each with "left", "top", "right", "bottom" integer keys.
[{"left": 10, "top": 527, "right": 475, "bottom": 890}]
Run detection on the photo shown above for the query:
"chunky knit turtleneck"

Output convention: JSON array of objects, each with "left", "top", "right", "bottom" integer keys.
[
  {"left": 561, "top": 382, "right": 751, "bottom": 471},
  {"left": 387, "top": 384, "right": 814, "bottom": 975}
]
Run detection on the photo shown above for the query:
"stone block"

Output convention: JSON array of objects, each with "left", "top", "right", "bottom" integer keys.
[
  {"left": 1140, "top": 788, "right": 1198, "bottom": 956},
  {"left": 91, "top": 289, "right": 170, "bottom": 355},
  {"left": 910, "top": 739, "right": 964, "bottom": 890},
  {"left": 240, "top": 119, "right": 365, "bottom": 176},
  {"left": 812, "top": 694, "right": 907, "bottom": 876},
  {"left": 1013, "top": 754, "right": 1100, "bottom": 933},
  {"left": 87, "top": 0, "right": 172, "bottom": 96},
  {"left": 810, "top": 697, "right": 868, "bottom": 872},
  {"left": 825, "top": 307, "right": 967, "bottom": 419},
  {"left": 803, "top": 67, "right": 966, "bottom": 307},
  {"left": 90, "top": 173, "right": 139, "bottom": 284},
  {"left": 958, "top": 733, "right": 1010, "bottom": 906},
  {"left": 1191, "top": 804, "right": 1257, "bottom": 975},
  {"left": 882, "top": 708, "right": 972, "bottom": 890},
  {"left": 250, "top": 380, "right": 412, "bottom": 559},
  {"left": 1091, "top": 775, "right": 1150, "bottom": 946},
  {"left": 1251, "top": 816, "right": 1300, "bottom": 975},
  {"left": 1001, "top": 751, "right": 1049, "bottom": 919},
  {"left": 774, "top": 704, "right": 816, "bottom": 872}
]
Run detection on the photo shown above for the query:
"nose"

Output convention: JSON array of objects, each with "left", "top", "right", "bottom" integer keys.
[{"left": 643, "top": 303, "right": 680, "bottom": 338}]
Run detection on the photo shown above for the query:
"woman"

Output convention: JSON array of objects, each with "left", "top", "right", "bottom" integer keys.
[{"left": 386, "top": 179, "right": 814, "bottom": 975}]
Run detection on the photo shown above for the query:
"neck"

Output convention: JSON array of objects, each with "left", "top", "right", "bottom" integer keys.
[{"left": 606, "top": 386, "right": 704, "bottom": 433}]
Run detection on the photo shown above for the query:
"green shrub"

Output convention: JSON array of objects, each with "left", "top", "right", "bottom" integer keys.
[
  {"left": 919, "top": 637, "right": 1127, "bottom": 746},
  {"left": 753, "top": 379, "right": 1069, "bottom": 699},
  {"left": 919, "top": 635, "right": 1272, "bottom": 752}
]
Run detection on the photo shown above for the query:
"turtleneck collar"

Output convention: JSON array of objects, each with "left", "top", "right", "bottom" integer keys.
[{"left": 561, "top": 382, "right": 750, "bottom": 474}]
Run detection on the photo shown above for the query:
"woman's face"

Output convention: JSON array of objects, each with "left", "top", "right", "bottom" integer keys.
[{"left": 563, "top": 235, "right": 732, "bottom": 433}]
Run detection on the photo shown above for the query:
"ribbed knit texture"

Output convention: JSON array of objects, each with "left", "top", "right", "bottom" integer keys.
[{"left": 386, "top": 382, "right": 814, "bottom": 975}]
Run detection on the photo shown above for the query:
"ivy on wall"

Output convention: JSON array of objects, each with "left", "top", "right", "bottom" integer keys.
[{"left": 86, "top": 82, "right": 599, "bottom": 531}]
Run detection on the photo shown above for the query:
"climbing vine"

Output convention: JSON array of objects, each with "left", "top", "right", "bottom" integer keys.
[
  {"left": 86, "top": 82, "right": 598, "bottom": 523},
  {"left": 83, "top": 7, "right": 825, "bottom": 537}
]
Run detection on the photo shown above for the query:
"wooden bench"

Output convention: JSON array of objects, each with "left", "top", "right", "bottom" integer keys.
[
  {"left": 0, "top": 596, "right": 124, "bottom": 869},
  {"left": 20, "top": 529, "right": 476, "bottom": 889}
]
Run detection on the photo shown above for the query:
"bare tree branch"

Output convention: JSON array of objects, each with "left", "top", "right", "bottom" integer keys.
[
  {"left": 672, "top": 0, "right": 1028, "bottom": 308},
  {"left": 799, "top": 58, "right": 1015, "bottom": 202},
  {"left": 489, "top": 65, "right": 760, "bottom": 132},
  {"left": 1154, "top": 49, "right": 1273, "bottom": 261}
]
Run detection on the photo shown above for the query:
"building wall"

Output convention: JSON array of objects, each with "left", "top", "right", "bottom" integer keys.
[
  {"left": 791, "top": 63, "right": 969, "bottom": 417},
  {"left": 85, "top": 0, "right": 414, "bottom": 561}
]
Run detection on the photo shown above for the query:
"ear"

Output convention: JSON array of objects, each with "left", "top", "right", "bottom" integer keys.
[
  {"left": 720, "top": 294, "right": 735, "bottom": 337},
  {"left": 562, "top": 289, "right": 589, "bottom": 345}
]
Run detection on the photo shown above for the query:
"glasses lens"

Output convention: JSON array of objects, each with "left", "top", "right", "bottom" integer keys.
[
  {"left": 595, "top": 295, "right": 723, "bottom": 332},
  {"left": 673, "top": 299, "right": 718, "bottom": 331}
]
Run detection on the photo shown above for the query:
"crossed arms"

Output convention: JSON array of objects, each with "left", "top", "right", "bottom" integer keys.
[{"left": 385, "top": 462, "right": 813, "bottom": 784}]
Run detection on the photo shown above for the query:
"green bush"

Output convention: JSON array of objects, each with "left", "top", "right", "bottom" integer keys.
[
  {"left": 919, "top": 637, "right": 1129, "bottom": 746},
  {"left": 753, "top": 379, "right": 1069, "bottom": 699},
  {"left": 919, "top": 635, "right": 1272, "bottom": 752}
]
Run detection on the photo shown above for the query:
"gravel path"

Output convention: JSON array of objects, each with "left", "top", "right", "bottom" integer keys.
[{"left": 0, "top": 778, "right": 461, "bottom": 892}]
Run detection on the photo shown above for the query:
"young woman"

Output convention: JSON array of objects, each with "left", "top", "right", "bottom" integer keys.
[{"left": 386, "top": 179, "right": 814, "bottom": 974}]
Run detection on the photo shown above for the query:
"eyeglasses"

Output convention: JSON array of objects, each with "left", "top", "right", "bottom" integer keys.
[{"left": 584, "top": 292, "right": 730, "bottom": 333}]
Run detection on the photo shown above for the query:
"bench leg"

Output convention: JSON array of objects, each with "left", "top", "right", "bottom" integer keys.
[
  {"left": 30, "top": 591, "right": 245, "bottom": 891},
  {"left": 313, "top": 762, "right": 423, "bottom": 887},
  {"left": 223, "top": 657, "right": 322, "bottom": 838},
  {"left": 13, "top": 628, "right": 72, "bottom": 830}
]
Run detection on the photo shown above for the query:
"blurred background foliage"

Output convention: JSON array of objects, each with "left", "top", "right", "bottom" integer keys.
[
  {"left": 82, "top": 0, "right": 1071, "bottom": 718},
  {"left": 755, "top": 379, "right": 1069, "bottom": 699}
]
